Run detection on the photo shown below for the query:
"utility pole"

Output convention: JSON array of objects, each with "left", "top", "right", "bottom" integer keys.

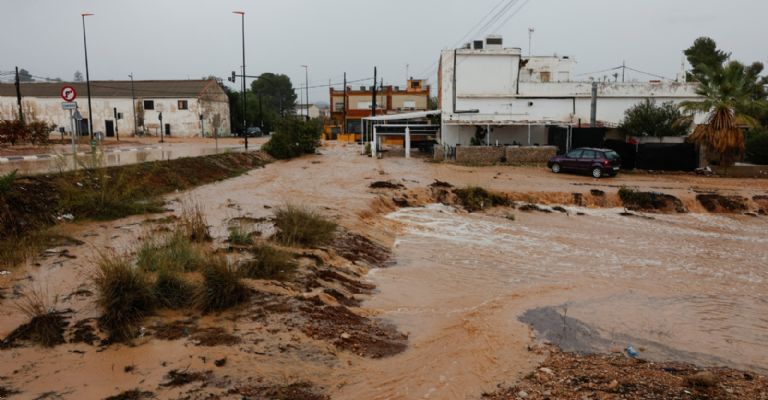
[
  {"left": 81, "top": 13, "right": 94, "bottom": 140},
  {"left": 622, "top": 60, "right": 626, "bottom": 83},
  {"left": 371, "top": 67, "right": 377, "bottom": 146},
  {"left": 129, "top": 73, "right": 137, "bottom": 135},
  {"left": 302, "top": 65, "right": 309, "bottom": 120},
  {"left": 590, "top": 81, "right": 598, "bottom": 127},
  {"left": 343, "top": 72, "right": 347, "bottom": 134},
  {"left": 233, "top": 11, "right": 247, "bottom": 150},
  {"left": 14, "top": 66, "right": 23, "bottom": 123}
]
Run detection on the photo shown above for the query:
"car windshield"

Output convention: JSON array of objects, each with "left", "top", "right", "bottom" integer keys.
[{"left": 604, "top": 150, "right": 620, "bottom": 160}]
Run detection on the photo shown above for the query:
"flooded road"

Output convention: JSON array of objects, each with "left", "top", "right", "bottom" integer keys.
[{"left": 335, "top": 205, "right": 768, "bottom": 398}]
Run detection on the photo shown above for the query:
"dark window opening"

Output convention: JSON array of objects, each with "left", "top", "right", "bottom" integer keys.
[
  {"left": 178, "top": 100, "right": 188, "bottom": 110},
  {"left": 143, "top": 100, "right": 154, "bottom": 110}
]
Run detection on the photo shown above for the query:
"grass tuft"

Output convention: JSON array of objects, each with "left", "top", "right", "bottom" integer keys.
[
  {"left": 137, "top": 231, "right": 206, "bottom": 273},
  {"left": 153, "top": 270, "right": 196, "bottom": 309},
  {"left": 0, "top": 169, "right": 18, "bottom": 195},
  {"left": 454, "top": 186, "right": 510, "bottom": 212},
  {"left": 196, "top": 255, "right": 250, "bottom": 313},
  {"left": 227, "top": 222, "right": 254, "bottom": 246},
  {"left": 11, "top": 287, "right": 67, "bottom": 347},
  {"left": 240, "top": 244, "right": 297, "bottom": 281},
  {"left": 93, "top": 252, "right": 155, "bottom": 342},
  {"left": 178, "top": 201, "right": 210, "bottom": 242},
  {"left": 273, "top": 204, "right": 337, "bottom": 247}
]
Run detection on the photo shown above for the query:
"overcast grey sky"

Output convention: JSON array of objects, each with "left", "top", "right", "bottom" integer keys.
[{"left": 2, "top": 0, "right": 766, "bottom": 102}]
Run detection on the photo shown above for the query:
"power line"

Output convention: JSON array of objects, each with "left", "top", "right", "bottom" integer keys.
[{"left": 487, "top": 0, "right": 532, "bottom": 35}]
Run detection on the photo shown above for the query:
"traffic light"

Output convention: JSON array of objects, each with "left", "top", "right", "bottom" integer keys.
[{"left": 229, "top": 71, "right": 236, "bottom": 82}]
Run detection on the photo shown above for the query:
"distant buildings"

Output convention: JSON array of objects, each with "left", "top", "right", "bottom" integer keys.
[
  {"left": 438, "top": 36, "right": 702, "bottom": 150},
  {"left": 329, "top": 79, "right": 430, "bottom": 138},
  {"left": 294, "top": 103, "right": 321, "bottom": 120},
  {"left": 0, "top": 79, "right": 230, "bottom": 137}
]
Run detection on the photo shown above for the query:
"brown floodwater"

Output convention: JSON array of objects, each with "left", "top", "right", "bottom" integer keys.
[
  {"left": 2, "top": 143, "right": 767, "bottom": 399},
  {"left": 333, "top": 204, "right": 768, "bottom": 399}
]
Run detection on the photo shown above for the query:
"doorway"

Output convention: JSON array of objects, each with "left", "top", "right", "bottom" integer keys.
[
  {"left": 164, "top": 124, "right": 171, "bottom": 136},
  {"left": 105, "top": 120, "right": 115, "bottom": 137}
]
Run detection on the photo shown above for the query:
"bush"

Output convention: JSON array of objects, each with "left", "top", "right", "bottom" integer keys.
[
  {"left": 0, "top": 119, "right": 53, "bottom": 145},
  {"left": 454, "top": 186, "right": 509, "bottom": 212},
  {"left": 196, "top": 255, "right": 250, "bottom": 313},
  {"left": 0, "top": 170, "right": 17, "bottom": 195},
  {"left": 10, "top": 287, "right": 67, "bottom": 347},
  {"left": 273, "top": 204, "right": 337, "bottom": 247},
  {"left": 745, "top": 130, "right": 768, "bottom": 165},
  {"left": 240, "top": 244, "right": 297, "bottom": 281},
  {"left": 178, "top": 201, "right": 210, "bottom": 242},
  {"left": 227, "top": 223, "right": 254, "bottom": 246},
  {"left": 153, "top": 270, "right": 196, "bottom": 309},
  {"left": 262, "top": 118, "right": 322, "bottom": 160},
  {"left": 94, "top": 252, "right": 156, "bottom": 342},
  {"left": 136, "top": 231, "right": 206, "bottom": 273}
]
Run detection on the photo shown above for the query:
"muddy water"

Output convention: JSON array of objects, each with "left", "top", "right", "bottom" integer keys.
[{"left": 335, "top": 205, "right": 768, "bottom": 399}]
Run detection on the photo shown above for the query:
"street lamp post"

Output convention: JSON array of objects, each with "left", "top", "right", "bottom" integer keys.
[
  {"left": 301, "top": 65, "right": 309, "bottom": 120},
  {"left": 128, "top": 73, "right": 137, "bottom": 136},
  {"left": 81, "top": 13, "right": 94, "bottom": 140},
  {"left": 233, "top": 11, "right": 247, "bottom": 150}
]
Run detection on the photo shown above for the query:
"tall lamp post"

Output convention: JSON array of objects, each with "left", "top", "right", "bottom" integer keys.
[
  {"left": 233, "top": 10, "right": 247, "bottom": 150},
  {"left": 301, "top": 65, "right": 309, "bottom": 120},
  {"left": 128, "top": 73, "right": 137, "bottom": 136},
  {"left": 81, "top": 12, "right": 95, "bottom": 140}
]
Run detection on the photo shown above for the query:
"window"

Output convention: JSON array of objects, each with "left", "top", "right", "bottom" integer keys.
[
  {"left": 581, "top": 150, "right": 597, "bottom": 159},
  {"left": 335, "top": 102, "right": 345, "bottom": 112},
  {"left": 566, "top": 150, "right": 582, "bottom": 158},
  {"left": 178, "top": 100, "right": 188, "bottom": 110},
  {"left": 539, "top": 71, "right": 551, "bottom": 83},
  {"left": 410, "top": 80, "right": 420, "bottom": 89},
  {"left": 404, "top": 101, "right": 416, "bottom": 109},
  {"left": 143, "top": 100, "right": 154, "bottom": 110},
  {"left": 604, "top": 150, "right": 620, "bottom": 160}
]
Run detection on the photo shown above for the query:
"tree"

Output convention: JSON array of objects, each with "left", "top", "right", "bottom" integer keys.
[
  {"left": 684, "top": 37, "right": 729, "bottom": 82},
  {"left": 261, "top": 118, "right": 322, "bottom": 159},
  {"left": 682, "top": 61, "right": 768, "bottom": 166},
  {"left": 250, "top": 73, "right": 297, "bottom": 118},
  {"left": 619, "top": 99, "right": 690, "bottom": 138},
  {"left": 745, "top": 128, "right": 768, "bottom": 165},
  {"left": 18, "top": 69, "right": 33, "bottom": 82},
  {"left": 73, "top": 71, "right": 84, "bottom": 82}
]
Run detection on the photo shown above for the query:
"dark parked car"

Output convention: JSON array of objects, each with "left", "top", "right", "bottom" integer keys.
[
  {"left": 547, "top": 148, "right": 622, "bottom": 178},
  {"left": 241, "top": 127, "right": 263, "bottom": 137}
]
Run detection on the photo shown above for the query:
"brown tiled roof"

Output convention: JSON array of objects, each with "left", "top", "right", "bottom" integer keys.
[{"left": 0, "top": 79, "right": 223, "bottom": 99}]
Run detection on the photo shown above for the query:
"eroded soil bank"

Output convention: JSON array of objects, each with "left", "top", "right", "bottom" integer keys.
[{"left": 2, "top": 142, "right": 767, "bottom": 399}]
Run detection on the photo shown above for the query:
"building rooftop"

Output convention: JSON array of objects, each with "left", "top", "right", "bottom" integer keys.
[{"left": 0, "top": 79, "right": 222, "bottom": 98}]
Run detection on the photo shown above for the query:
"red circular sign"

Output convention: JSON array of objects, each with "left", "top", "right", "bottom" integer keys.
[{"left": 61, "top": 85, "right": 77, "bottom": 102}]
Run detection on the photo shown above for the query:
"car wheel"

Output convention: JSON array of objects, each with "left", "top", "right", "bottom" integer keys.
[
  {"left": 551, "top": 163, "right": 561, "bottom": 173},
  {"left": 591, "top": 167, "right": 603, "bottom": 179}
]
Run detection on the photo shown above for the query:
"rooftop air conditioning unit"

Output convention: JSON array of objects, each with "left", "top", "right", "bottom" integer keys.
[
  {"left": 462, "top": 43, "right": 471, "bottom": 49},
  {"left": 485, "top": 35, "right": 503, "bottom": 50},
  {"left": 360, "top": 86, "right": 366, "bottom": 91},
  {"left": 473, "top": 40, "right": 484, "bottom": 50}
]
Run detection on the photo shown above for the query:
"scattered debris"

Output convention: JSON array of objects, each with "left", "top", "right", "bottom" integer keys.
[
  {"left": 518, "top": 204, "right": 552, "bottom": 213},
  {"left": 214, "top": 357, "right": 227, "bottom": 367},
  {"left": 103, "top": 389, "right": 154, "bottom": 400},
  {"left": 160, "top": 369, "right": 212, "bottom": 387},
  {"left": 329, "top": 230, "right": 390, "bottom": 267},
  {"left": 229, "top": 382, "right": 329, "bottom": 400},
  {"left": 589, "top": 189, "right": 605, "bottom": 197},
  {"left": 429, "top": 180, "right": 454, "bottom": 188},
  {"left": 1, "top": 311, "right": 69, "bottom": 349},
  {"left": 190, "top": 327, "right": 241, "bottom": 347},
  {"left": 369, "top": 181, "right": 405, "bottom": 190},
  {"left": 69, "top": 318, "right": 101, "bottom": 345}
]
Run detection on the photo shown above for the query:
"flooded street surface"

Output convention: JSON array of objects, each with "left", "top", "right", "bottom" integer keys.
[
  {"left": 341, "top": 204, "right": 767, "bottom": 398},
  {"left": 2, "top": 143, "right": 768, "bottom": 399}
]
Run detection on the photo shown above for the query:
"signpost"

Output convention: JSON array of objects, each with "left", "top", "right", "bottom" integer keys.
[
  {"left": 61, "top": 86, "right": 79, "bottom": 158},
  {"left": 61, "top": 85, "right": 77, "bottom": 103}
]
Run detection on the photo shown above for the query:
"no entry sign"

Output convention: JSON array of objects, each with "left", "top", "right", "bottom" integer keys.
[{"left": 61, "top": 85, "right": 77, "bottom": 102}]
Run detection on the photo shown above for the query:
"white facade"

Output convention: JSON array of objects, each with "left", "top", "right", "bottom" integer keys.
[
  {"left": 439, "top": 37, "right": 703, "bottom": 147},
  {"left": 0, "top": 80, "right": 231, "bottom": 138},
  {"left": 295, "top": 104, "right": 321, "bottom": 119}
]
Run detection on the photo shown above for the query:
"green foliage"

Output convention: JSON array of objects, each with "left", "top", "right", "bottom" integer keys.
[
  {"left": 273, "top": 204, "right": 337, "bottom": 247},
  {"left": 227, "top": 223, "right": 254, "bottom": 246},
  {"left": 94, "top": 252, "right": 156, "bottom": 342},
  {"left": 262, "top": 118, "right": 322, "bottom": 160},
  {"left": 684, "top": 37, "right": 730, "bottom": 82},
  {"left": 454, "top": 186, "right": 509, "bottom": 212},
  {"left": 0, "top": 170, "right": 17, "bottom": 195},
  {"left": 153, "top": 270, "right": 196, "bottom": 309},
  {"left": 240, "top": 244, "right": 297, "bottom": 281},
  {"left": 18, "top": 68, "right": 33, "bottom": 82},
  {"left": 136, "top": 231, "right": 206, "bottom": 273},
  {"left": 745, "top": 128, "right": 768, "bottom": 165},
  {"left": 177, "top": 201, "right": 210, "bottom": 242},
  {"left": 619, "top": 99, "right": 690, "bottom": 138},
  {"left": 196, "top": 255, "right": 250, "bottom": 313}
]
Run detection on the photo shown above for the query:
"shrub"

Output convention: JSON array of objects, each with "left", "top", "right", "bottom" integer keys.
[
  {"left": 273, "top": 204, "right": 337, "bottom": 247},
  {"left": 240, "top": 244, "right": 297, "bottom": 281},
  {"left": 93, "top": 252, "right": 155, "bottom": 342},
  {"left": 196, "top": 255, "right": 250, "bottom": 313},
  {"left": 745, "top": 130, "right": 768, "bottom": 165},
  {"left": 137, "top": 231, "right": 206, "bottom": 273},
  {"left": 0, "top": 170, "right": 18, "bottom": 195},
  {"left": 454, "top": 186, "right": 509, "bottom": 212},
  {"left": 0, "top": 119, "right": 53, "bottom": 145},
  {"left": 262, "top": 118, "right": 322, "bottom": 160},
  {"left": 153, "top": 270, "right": 196, "bottom": 309}
]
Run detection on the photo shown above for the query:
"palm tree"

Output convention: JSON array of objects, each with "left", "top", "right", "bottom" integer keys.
[{"left": 681, "top": 62, "right": 768, "bottom": 166}]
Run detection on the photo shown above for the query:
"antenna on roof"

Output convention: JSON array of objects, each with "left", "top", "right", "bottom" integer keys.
[{"left": 528, "top": 27, "right": 535, "bottom": 56}]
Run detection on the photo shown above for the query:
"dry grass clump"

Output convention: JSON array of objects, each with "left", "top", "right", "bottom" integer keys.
[
  {"left": 454, "top": 186, "right": 510, "bottom": 212},
  {"left": 227, "top": 222, "right": 255, "bottom": 246},
  {"left": 7, "top": 287, "right": 67, "bottom": 347},
  {"left": 273, "top": 204, "right": 337, "bottom": 247},
  {"left": 178, "top": 201, "right": 210, "bottom": 242},
  {"left": 240, "top": 244, "right": 297, "bottom": 281},
  {"left": 93, "top": 252, "right": 156, "bottom": 342},
  {"left": 196, "top": 255, "right": 251, "bottom": 313}
]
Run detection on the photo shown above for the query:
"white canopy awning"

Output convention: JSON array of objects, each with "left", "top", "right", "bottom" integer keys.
[{"left": 362, "top": 110, "right": 441, "bottom": 122}]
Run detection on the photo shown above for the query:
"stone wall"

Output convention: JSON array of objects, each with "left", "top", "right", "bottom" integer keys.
[
  {"left": 505, "top": 146, "right": 557, "bottom": 165},
  {"left": 433, "top": 145, "right": 445, "bottom": 161},
  {"left": 455, "top": 146, "right": 505, "bottom": 165}
]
